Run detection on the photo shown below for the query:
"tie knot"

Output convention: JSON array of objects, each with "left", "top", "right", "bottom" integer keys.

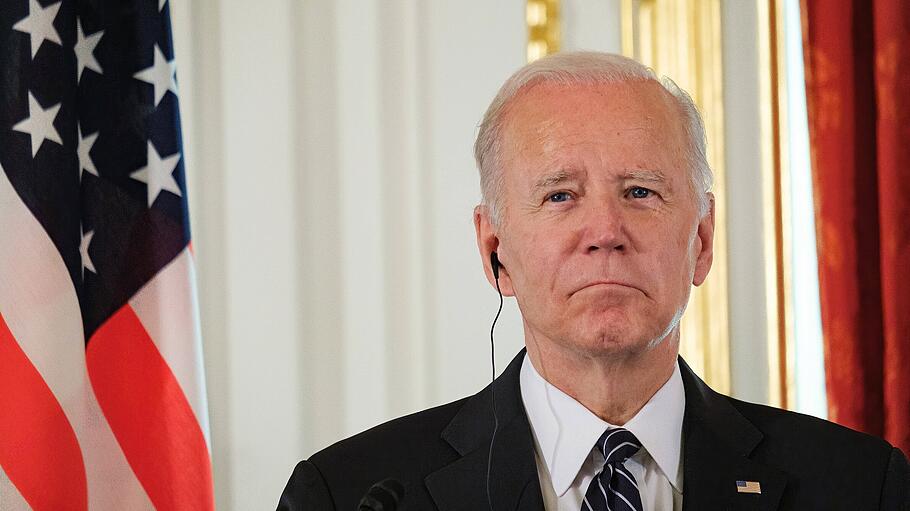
[{"left": 595, "top": 428, "right": 642, "bottom": 464}]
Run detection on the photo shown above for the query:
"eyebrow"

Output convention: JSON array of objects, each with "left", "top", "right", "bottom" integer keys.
[
  {"left": 532, "top": 169, "right": 582, "bottom": 192},
  {"left": 621, "top": 169, "right": 668, "bottom": 185}
]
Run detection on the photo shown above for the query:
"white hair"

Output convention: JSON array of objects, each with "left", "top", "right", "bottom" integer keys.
[{"left": 474, "top": 51, "right": 713, "bottom": 225}]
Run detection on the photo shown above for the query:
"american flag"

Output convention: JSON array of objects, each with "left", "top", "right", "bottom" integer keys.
[
  {"left": 0, "top": 0, "right": 214, "bottom": 509},
  {"left": 736, "top": 480, "right": 762, "bottom": 494}
]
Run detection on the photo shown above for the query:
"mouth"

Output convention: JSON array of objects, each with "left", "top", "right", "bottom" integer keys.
[{"left": 572, "top": 281, "right": 645, "bottom": 297}]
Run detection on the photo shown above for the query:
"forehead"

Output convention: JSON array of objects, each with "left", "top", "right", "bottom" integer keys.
[{"left": 498, "top": 80, "right": 688, "bottom": 183}]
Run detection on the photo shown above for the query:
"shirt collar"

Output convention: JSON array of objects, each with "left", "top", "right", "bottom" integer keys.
[
  {"left": 519, "top": 353, "right": 685, "bottom": 496},
  {"left": 623, "top": 360, "right": 685, "bottom": 491}
]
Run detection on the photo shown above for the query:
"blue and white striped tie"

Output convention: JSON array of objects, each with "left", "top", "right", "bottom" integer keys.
[{"left": 581, "top": 428, "right": 644, "bottom": 511}]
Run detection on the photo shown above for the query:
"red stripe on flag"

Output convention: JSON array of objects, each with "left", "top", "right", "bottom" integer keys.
[
  {"left": 0, "top": 312, "right": 87, "bottom": 511},
  {"left": 86, "top": 304, "right": 214, "bottom": 511}
]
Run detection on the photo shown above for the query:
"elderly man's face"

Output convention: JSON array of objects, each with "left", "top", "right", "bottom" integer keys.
[{"left": 476, "top": 80, "right": 714, "bottom": 359}]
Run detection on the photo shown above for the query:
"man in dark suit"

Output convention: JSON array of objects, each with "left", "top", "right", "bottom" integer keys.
[{"left": 278, "top": 52, "right": 909, "bottom": 510}]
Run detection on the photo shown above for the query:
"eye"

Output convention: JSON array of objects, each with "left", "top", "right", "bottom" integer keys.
[
  {"left": 547, "top": 191, "right": 573, "bottom": 203},
  {"left": 628, "top": 186, "right": 652, "bottom": 199}
]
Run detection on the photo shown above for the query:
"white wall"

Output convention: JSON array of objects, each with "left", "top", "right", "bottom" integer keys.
[{"left": 170, "top": 1, "right": 770, "bottom": 508}]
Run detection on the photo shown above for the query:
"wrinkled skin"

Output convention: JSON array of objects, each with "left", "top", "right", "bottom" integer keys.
[{"left": 474, "top": 80, "right": 715, "bottom": 410}]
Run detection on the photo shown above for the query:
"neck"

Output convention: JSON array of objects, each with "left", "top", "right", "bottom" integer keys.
[{"left": 524, "top": 329, "right": 679, "bottom": 425}]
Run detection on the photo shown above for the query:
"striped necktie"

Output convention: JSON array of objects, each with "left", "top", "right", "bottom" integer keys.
[{"left": 581, "top": 428, "right": 644, "bottom": 511}]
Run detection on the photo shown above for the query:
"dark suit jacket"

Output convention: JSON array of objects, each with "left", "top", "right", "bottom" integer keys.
[{"left": 278, "top": 350, "right": 910, "bottom": 510}]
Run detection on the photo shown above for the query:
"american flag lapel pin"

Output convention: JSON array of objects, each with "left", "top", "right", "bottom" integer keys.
[{"left": 736, "top": 480, "right": 762, "bottom": 494}]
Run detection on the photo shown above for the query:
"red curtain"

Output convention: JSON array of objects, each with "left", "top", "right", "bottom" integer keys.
[{"left": 802, "top": 0, "right": 910, "bottom": 456}]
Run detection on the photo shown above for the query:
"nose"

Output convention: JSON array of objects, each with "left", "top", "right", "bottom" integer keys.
[{"left": 581, "top": 200, "right": 628, "bottom": 254}]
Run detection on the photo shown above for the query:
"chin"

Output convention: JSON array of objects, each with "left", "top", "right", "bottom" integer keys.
[
  {"left": 568, "top": 315, "right": 674, "bottom": 358},
  {"left": 567, "top": 326, "right": 652, "bottom": 358}
]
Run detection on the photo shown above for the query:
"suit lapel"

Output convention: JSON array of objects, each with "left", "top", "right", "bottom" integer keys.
[
  {"left": 679, "top": 358, "right": 788, "bottom": 510},
  {"left": 426, "top": 350, "right": 544, "bottom": 511}
]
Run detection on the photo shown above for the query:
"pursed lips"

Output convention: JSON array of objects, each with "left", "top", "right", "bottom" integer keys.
[{"left": 572, "top": 280, "right": 645, "bottom": 297}]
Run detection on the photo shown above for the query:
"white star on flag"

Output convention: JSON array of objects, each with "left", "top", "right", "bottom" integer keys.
[
  {"left": 77, "top": 124, "right": 99, "bottom": 181},
  {"left": 12, "top": 0, "right": 62, "bottom": 59},
  {"left": 13, "top": 92, "right": 62, "bottom": 157},
  {"left": 130, "top": 141, "right": 182, "bottom": 207},
  {"left": 133, "top": 44, "right": 178, "bottom": 107},
  {"left": 80, "top": 227, "right": 97, "bottom": 278},
  {"left": 75, "top": 18, "right": 104, "bottom": 83}
]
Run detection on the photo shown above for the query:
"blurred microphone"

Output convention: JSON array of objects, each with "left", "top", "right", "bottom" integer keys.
[{"left": 357, "top": 479, "right": 405, "bottom": 511}]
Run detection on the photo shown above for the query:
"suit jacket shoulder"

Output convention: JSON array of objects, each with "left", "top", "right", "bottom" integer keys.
[
  {"left": 679, "top": 358, "right": 910, "bottom": 510},
  {"left": 730, "top": 395, "right": 890, "bottom": 461},
  {"left": 730, "top": 397, "right": 908, "bottom": 509},
  {"left": 278, "top": 397, "right": 469, "bottom": 510},
  {"left": 278, "top": 351, "right": 543, "bottom": 511}
]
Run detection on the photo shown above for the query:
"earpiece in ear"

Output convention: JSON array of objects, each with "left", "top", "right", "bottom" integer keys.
[{"left": 490, "top": 252, "right": 500, "bottom": 280}]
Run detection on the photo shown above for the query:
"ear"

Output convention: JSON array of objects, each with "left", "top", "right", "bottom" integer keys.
[
  {"left": 692, "top": 193, "right": 715, "bottom": 287},
  {"left": 474, "top": 205, "right": 516, "bottom": 296}
]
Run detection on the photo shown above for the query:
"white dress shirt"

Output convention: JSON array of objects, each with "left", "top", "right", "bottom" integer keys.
[{"left": 519, "top": 353, "right": 685, "bottom": 511}]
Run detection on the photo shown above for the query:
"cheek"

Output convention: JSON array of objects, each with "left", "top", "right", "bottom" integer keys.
[
  {"left": 504, "top": 229, "right": 574, "bottom": 298},
  {"left": 649, "top": 225, "right": 698, "bottom": 292}
]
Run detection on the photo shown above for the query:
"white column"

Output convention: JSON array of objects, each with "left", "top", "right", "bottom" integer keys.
[
  {"left": 722, "top": 0, "right": 771, "bottom": 404},
  {"left": 375, "top": 0, "right": 432, "bottom": 417},
  {"left": 220, "top": 0, "right": 303, "bottom": 508},
  {"left": 333, "top": 0, "right": 391, "bottom": 436}
]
